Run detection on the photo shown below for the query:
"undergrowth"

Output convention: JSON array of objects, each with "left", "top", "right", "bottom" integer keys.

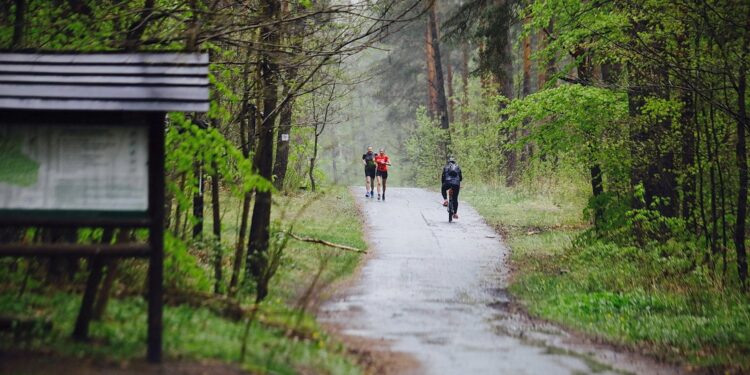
[
  {"left": 463, "top": 181, "right": 750, "bottom": 373},
  {"left": 0, "top": 186, "right": 365, "bottom": 375}
]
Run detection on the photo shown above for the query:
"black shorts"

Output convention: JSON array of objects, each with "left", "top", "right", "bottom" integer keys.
[
  {"left": 365, "top": 167, "right": 376, "bottom": 178},
  {"left": 376, "top": 170, "right": 388, "bottom": 179}
]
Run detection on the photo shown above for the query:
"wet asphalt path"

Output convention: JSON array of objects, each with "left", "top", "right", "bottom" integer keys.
[{"left": 322, "top": 187, "right": 681, "bottom": 375}]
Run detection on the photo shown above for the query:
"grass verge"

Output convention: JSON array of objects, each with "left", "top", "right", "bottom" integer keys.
[
  {"left": 0, "top": 185, "right": 365, "bottom": 375},
  {"left": 463, "top": 182, "right": 750, "bottom": 373}
]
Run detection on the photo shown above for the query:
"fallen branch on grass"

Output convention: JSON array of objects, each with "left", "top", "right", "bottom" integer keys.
[
  {"left": 163, "top": 289, "right": 316, "bottom": 342},
  {"left": 283, "top": 232, "right": 367, "bottom": 253},
  {"left": 165, "top": 288, "right": 249, "bottom": 320}
]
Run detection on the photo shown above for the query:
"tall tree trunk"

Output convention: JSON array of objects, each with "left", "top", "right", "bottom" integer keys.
[
  {"left": 427, "top": 2, "right": 449, "bottom": 130},
  {"left": 590, "top": 162, "right": 604, "bottom": 225},
  {"left": 735, "top": 51, "right": 748, "bottom": 286},
  {"left": 246, "top": 0, "right": 281, "bottom": 303},
  {"left": 173, "top": 172, "right": 186, "bottom": 235},
  {"left": 229, "top": 69, "right": 256, "bottom": 295},
  {"left": 680, "top": 89, "right": 696, "bottom": 221},
  {"left": 272, "top": 2, "right": 300, "bottom": 190},
  {"left": 164, "top": 173, "right": 174, "bottom": 229},
  {"left": 331, "top": 140, "right": 339, "bottom": 184},
  {"left": 710, "top": 99, "right": 729, "bottom": 275},
  {"left": 627, "top": 19, "right": 678, "bottom": 218},
  {"left": 704, "top": 106, "right": 719, "bottom": 262},
  {"left": 123, "top": 0, "right": 155, "bottom": 51},
  {"left": 11, "top": 0, "right": 25, "bottom": 49},
  {"left": 578, "top": 52, "right": 605, "bottom": 227},
  {"left": 522, "top": 34, "right": 532, "bottom": 96},
  {"left": 695, "top": 112, "right": 712, "bottom": 264},
  {"left": 211, "top": 161, "right": 222, "bottom": 294},
  {"left": 309, "top": 132, "right": 318, "bottom": 192},
  {"left": 425, "top": 20, "right": 438, "bottom": 113},
  {"left": 461, "top": 42, "right": 470, "bottom": 123},
  {"left": 537, "top": 30, "right": 548, "bottom": 89},
  {"left": 520, "top": 31, "right": 533, "bottom": 164},
  {"left": 676, "top": 28, "right": 697, "bottom": 225},
  {"left": 192, "top": 161, "right": 204, "bottom": 240},
  {"left": 229, "top": 192, "right": 250, "bottom": 295},
  {"left": 446, "top": 48, "right": 455, "bottom": 123},
  {"left": 272, "top": 73, "right": 296, "bottom": 190},
  {"left": 496, "top": 0, "right": 516, "bottom": 185}
]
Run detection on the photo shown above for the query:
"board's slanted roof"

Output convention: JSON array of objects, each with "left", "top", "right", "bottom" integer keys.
[{"left": 0, "top": 53, "right": 209, "bottom": 112}]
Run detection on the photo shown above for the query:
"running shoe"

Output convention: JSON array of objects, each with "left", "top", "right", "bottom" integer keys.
[
  {"left": 453, "top": 213, "right": 459, "bottom": 220},
  {"left": 377, "top": 194, "right": 381, "bottom": 200}
]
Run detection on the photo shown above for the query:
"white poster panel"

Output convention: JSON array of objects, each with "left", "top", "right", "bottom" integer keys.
[{"left": 0, "top": 124, "right": 148, "bottom": 211}]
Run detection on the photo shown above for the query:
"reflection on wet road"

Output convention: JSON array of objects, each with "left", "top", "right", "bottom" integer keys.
[{"left": 321, "top": 188, "right": 680, "bottom": 375}]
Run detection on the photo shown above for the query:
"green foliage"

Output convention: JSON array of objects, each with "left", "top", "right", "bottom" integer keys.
[
  {"left": 282, "top": 126, "right": 328, "bottom": 191},
  {"left": 0, "top": 292, "right": 361, "bottom": 375},
  {"left": 269, "top": 188, "right": 366, "bottom": 302},
  {"left": 463, "top": 181, "right": 587, "bottom": 229},
  {"left": 521, "top": 0, "right": 628, "bottom": 73},
  {"left": 164, "top": 233, "right": 213, "bottom": 291},
  {"left": 514, "top": 241, "right": 750, "bottom": 371},
  {"left": 449, "top": 93, "right": 507, "bottom": 183},
  {"left": 1, "top": 1, "right": 189, "bottom": 50},
  {"left": 404, "top": 107, "right": 451, "bottom": 186},
  {"left": 0, "top": 186, "right": 366, "bottom": 374},
  {"left": 466, "top": 182, "right": 750, "bottom": 372},
  {"left": 165, "top": 113, "right": 272, "bottom": 231},
  {"left": 501, "top": 84, "right": 630, "bottom": 191},
  {"left": 207, "top": 186, "right": 366, "bottom": 303}
]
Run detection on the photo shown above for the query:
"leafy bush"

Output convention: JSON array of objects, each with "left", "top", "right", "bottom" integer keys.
[{"left": 165, "top": 233, "right": 212, "bottom": 291}]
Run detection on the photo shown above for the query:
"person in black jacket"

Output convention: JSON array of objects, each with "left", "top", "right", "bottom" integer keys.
[
  {"left": 362, "top": 146, "right": 376, "bottom": 198},
  {"left": 441, "top": 156, "right": 463, "bottom": 219}
]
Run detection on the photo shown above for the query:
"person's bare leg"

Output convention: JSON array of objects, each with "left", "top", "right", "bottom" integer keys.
[
  {"left": 376, "top": 175, "right": 383, "bottom": 198},
  {"left": 365, "top": 176, "right": 372, "bottom": 196}
]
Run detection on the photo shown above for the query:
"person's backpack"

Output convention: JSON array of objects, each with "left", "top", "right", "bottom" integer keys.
[{"left": 446, "top": 163, "right": 460, "bottom": 178}]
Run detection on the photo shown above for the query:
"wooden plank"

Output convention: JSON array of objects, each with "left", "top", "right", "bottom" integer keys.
[
  {"left": 0, "top": 98, "right": 209, "bottom": 112},
  {"left": 72, "top": 256, "right": 105, "bottom": 341},
  {"left": 0, "top": 53, "right": 209, "bottom": 65},
  {"left": 0, "top": 74, "right": 208, "bottom": 86},
  {"left": 0, "top": 83, "right": 209, "bottom": 100},
  {"left": 0, "top": 243, "right": 151, "bottom": 257},
  {"left": 0, "top": 216, "right": 151, "bottom": 227},
  {"left": 0, "top": 64, "right": 207, "bottom": 75}
]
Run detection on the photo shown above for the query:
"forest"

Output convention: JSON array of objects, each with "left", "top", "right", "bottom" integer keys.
[{"left": 0, "top": 0, "right": 749, "bottom": 374}]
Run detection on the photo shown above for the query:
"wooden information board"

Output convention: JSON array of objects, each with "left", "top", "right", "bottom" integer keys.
[{"left": 0, "top": 52, "right": 209, "bottom": 363}]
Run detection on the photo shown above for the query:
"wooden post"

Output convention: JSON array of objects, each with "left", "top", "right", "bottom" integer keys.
[
  {"left": 72, "top": 256, "right": 104, "bottom": 340},
  {"left": 147, "top": 114, "right": 166, "bottom": 363}
]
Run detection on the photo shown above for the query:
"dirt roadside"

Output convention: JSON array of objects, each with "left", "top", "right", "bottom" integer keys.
[
  {"left": 0, "top": 350, "right": 251, "bottom": 375},
  {"left": 312, "top": 188, "right": 422, "bottom": 375},
  {"left": 317, "top": 187, "right": 689, "bottom": 375}
]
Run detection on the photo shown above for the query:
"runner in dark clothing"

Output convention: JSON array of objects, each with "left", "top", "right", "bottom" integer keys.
[
  {"left": 362, "top": 146, "right": 376, "bottom": 198},
  {"left": 441, "top": 157, "right": 463, "bottom": 219}
]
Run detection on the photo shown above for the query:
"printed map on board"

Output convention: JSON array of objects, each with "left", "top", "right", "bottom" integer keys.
[
  {"left": 0, "top": 136, "right": 40, "bottom": 187},
  {"left": 0, "top": 125, "right": 148, "bottom": 211}
]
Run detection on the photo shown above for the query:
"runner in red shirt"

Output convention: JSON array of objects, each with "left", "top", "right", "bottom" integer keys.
[{"left": 374, "top": 148, "right": 391, "bottom": 201}]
